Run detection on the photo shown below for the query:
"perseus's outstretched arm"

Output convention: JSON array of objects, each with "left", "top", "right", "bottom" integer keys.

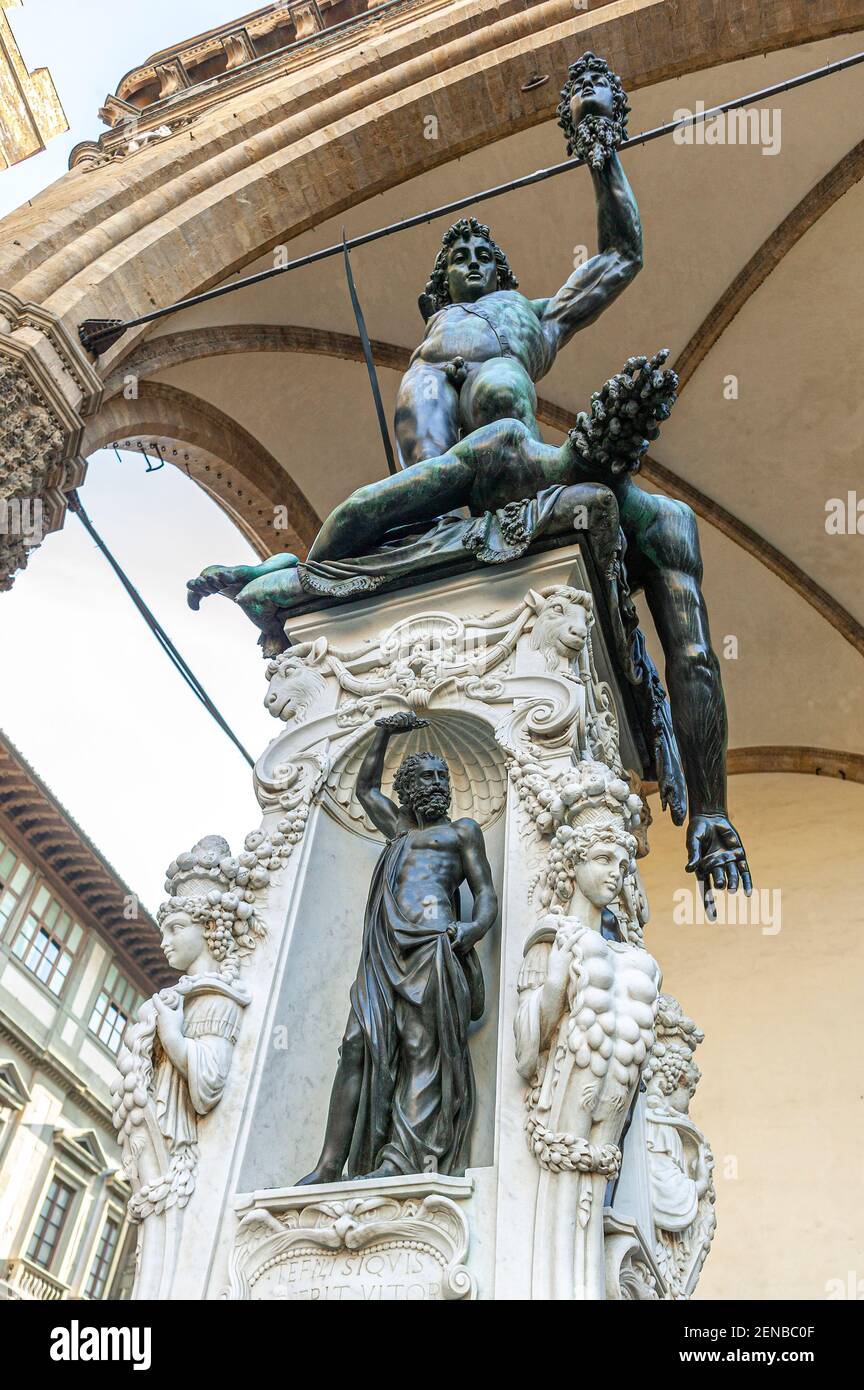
[{"left": 537, "top": 153, "right": 643, "bottom": 357}]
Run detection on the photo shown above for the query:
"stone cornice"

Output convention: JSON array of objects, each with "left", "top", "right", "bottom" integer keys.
[
  {"left": 0, "top": 290, "right": 103, "bottom": 418},
  {"left": 0, "top": 1017, "right": 115, "bottom": 1133},
  {"left": 69, "top": 0, "right": 456, "bottom": 168},
  {"left": 0, "top": 732, "right": 173, "bottom": 993}
]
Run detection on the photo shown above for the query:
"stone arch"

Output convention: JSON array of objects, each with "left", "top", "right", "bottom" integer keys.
[
  {"left": 642, "top": 745, "right": 864, "bottom": 796},
  {"left": 93, "top": 322, "right": 864, "bottom": 658},
  {"left": 83, "top": 381, "right": 320, "bottom": 556},
  {"left": 2, "top": 0, "right": 863, "bottom": 345}
]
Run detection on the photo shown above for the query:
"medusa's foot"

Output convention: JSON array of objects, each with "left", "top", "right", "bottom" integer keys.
[{"left": 186, "top": 564, "right": 256, "bottom": 610}]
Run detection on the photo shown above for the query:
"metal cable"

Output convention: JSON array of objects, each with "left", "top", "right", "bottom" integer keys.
[{"left": 67, "top": 492, "right": 255, "bottom": 768}]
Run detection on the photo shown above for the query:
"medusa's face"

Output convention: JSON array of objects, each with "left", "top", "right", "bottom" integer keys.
[{"left": 569, "top": 65, "right": 617, "bottom": 126}]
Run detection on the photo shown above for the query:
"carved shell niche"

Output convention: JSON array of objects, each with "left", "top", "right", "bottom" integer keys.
[{"left": 323, "top": 712, "right": 508, "bottom": 839}]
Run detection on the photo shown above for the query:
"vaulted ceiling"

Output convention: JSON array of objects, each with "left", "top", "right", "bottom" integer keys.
[{"left": 87, "top": 33, "right": 864, "bottom": 771}]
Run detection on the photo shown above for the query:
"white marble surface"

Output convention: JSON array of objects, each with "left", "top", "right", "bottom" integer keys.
[{"left": 123, "top": 545, "right": 703, "bottom": 1300}]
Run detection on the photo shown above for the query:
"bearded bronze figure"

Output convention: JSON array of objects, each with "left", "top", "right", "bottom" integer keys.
[{"left": 298, "top": 712, "right": 498, "bottom": 1183}]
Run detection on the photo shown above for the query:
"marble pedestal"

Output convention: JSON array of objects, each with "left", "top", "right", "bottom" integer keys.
[{"left": 119, "top": 543, "right": 715, "bottom": 1301}]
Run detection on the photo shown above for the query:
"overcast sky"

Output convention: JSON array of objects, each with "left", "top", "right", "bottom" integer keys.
[{"left": 0, "top": 1, "right": 278, "bottom": 910}]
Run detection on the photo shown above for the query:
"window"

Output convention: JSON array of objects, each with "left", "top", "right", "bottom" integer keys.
[
  {"left": 11, "top": 884, "right": 82, "bottom": 996},
  {"left": 0, "top": 836, "right": 33, "bottom": 933},
  {"left": 26, "top": 1176, "right": 75, "bottom": 1271},
  {"left": 85, "top": 1216, "right": 120, "bottom": 1299},
  {"left": 88, "top": 965, "right": 142, "bottom": 1054}
]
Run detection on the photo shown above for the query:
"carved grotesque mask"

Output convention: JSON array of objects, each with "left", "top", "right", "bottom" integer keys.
[
  {"left": 264, "top": 655, "right": 326, "bottom": 723},
  {"left": 531, "top": 588, "right": 594, "bottom": 668}
]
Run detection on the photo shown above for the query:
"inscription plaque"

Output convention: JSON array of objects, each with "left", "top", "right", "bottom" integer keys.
[{"left": 229, "top": 1185, "right": 475, "bottom": 1301}]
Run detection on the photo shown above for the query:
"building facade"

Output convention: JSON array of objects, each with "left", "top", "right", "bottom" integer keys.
[{"left": 0, "top": 732, "right": 172, "bottom": 1301}]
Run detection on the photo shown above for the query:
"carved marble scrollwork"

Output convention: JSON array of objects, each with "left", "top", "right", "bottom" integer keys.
[
  {"left": 603, "top": 1214, "right": 666, "bottom": 1300},
  {"left": 255, "top": 586, "right": 631, "bottom": 839},
  {"left": 244, "top": 581, "right": 697, "bottom": 1301}
]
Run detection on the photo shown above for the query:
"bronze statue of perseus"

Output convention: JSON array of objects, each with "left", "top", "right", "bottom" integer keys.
[
  {"left": 298, "top": 712, "right": 498, "bottom": 1184},
  {"left": 394, "top": 53, "right": 639, "bottom": 468},
  {"left": 190, "top": 53, "right": 752, "bottom": 912}
]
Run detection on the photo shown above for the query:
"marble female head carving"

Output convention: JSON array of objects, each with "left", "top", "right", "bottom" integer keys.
[
  {"left": 540, "top": 762, "right": 641, "bottom": 913},
  {"left": 645, "top": 994, "right": 705, "bottom": 1111},
  {"left": 157, "top": 833, "right": 278, "bottom": 981},
  {"left": 159, "top": 910, "right": 211, "bottom": 975}
]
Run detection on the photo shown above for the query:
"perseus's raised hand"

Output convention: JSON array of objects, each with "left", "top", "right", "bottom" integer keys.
[
  {"left": 375, "top": 712, "right": 429, "bottom": 736},
  {"left": 686, "top": 813, "right": 752, "bottom": 921}
]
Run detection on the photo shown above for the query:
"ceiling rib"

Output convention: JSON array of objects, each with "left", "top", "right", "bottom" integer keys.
[
  {"left": 644, "top": 745, "right": 864, "bottom": 795},
  {"left": 674, "top": 137, "right": 864, "bottom": 394}
]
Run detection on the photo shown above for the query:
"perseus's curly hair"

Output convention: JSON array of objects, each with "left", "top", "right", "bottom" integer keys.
[
  {"left": 419, "top": 217, "right": 518, "bottom": 320},
  {"left": 393, "top": 752, "right": 449, "bottom": 805},
  {"left": 556, "top": 52, "right": 630, "bottom": 157}
]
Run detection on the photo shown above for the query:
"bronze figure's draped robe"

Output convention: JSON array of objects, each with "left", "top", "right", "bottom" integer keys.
[
  {"left": 346, "top": 830, "right": 478, "bottom": 1177},
  {"left": 297, "top": 721, "right": 497, "bottom": 1187}
]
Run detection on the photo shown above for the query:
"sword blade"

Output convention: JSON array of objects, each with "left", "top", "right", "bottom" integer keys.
[{"left": 343, "top": 231, "right": 398, "bottom": 476}]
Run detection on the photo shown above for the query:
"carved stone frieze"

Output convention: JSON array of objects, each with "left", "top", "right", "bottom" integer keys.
[{"left": 0, "top": 292, "right": 102, "bottom": 590}]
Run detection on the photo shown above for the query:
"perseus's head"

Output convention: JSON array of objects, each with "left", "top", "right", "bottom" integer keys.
[
  {"left": 393, "top": 751, "right": 452, "bottom": 822},
  {"left": 420, "top": 217, "right": 518, "bottom": 319},
  {"left": 557, "top": 52, "right": 630, "bottom": 158}
]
